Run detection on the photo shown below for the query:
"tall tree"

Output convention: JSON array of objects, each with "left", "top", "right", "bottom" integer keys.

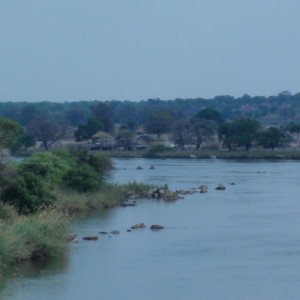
[
  {"left": 233, "top": 118, "right": 260, "bottom": 151},
  {"left": 258, "top": 127, "right": 285, "bottom": 151},
  {"left": 144, "top": 110, "right": 173, "bottom": 140},
  {"left": 190, "top": 118, "right": 215, "bottom": 150},
  {"left": 91, "top": 102, "right": 114, "bottom": 133},
  {"left": 74, "top": 117, "right": 103, "bottom": 143},
  {"left": 218, "top": 122, "right": 236, "bottom": 150},
  {"left": 115, "top": 129, "right": 134, "bottom": 150},
  {"left": 28, "top": 116, "right": 66, "bottom": 150}
]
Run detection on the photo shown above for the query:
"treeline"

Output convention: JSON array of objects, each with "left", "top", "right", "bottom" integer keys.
[{"left": 0, "top": 90, "right": 300, "bottom": 129}]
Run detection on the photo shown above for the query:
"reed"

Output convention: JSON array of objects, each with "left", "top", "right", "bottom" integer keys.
[{"left": 0, "top": 207, "right": 69, "bottom": 278}]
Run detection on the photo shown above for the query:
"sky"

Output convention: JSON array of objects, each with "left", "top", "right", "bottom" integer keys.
[{"left": 0, "top": 0, "right": 300, "bottom": 102}]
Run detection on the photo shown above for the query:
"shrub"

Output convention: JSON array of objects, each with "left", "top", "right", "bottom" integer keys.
[
  {"left": 20, "top": 152, "right": 70, "bottom": 186},
  {"left": 1, "top": 172, "right": 55, "bottom": 213},
  {"left": 88, "top": 152, "right": 113, "bottom": 175},
  {"left": 64, "top": 164, "right": 102, "bottom": 192}
]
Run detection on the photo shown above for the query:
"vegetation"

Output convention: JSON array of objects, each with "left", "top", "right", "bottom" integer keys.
[
  {"left": 0, "top": 206, "right": 69, "bottom": 279},
  {"left": 0, "top": 145, "right": 153, "bottom": 276}
]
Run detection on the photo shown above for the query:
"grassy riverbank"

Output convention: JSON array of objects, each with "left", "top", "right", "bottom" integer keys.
[
  {"left": 0, "top": 206, "right": 69, "bottom": 279},
  {"left": 0, "top": 148, "right": 155, "bottom": 278},
  {"left": 0, "top": 181, "right": 153, "bottom": 278}
]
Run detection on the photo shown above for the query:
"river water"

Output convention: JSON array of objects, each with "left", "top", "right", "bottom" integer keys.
[{"left": 1, "top": 158, "right": 300, "bottom": 300}]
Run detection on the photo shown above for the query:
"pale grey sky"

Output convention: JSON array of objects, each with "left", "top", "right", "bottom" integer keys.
[{"left": 0, "top": 0, "right": 299, "bottom": 102}]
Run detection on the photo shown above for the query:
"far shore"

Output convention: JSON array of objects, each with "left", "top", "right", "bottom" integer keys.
[{"left": 98, "top": 148, "right": 300, "bottom": 160}]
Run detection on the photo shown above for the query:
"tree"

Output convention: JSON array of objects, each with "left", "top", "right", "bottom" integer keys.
[
  {"left": 286, "top": 122, "right": 300, "bottom": 144},
  {"left": 233, "top": 118, "right": 260, "bottom": 151},
  {"left": 11, "top": 132, "right": 36, "bottom": 152},
  {"left": 173, "top": 119, "right": 192, "bottom": 150},
  {"left": 28, "top": 116, "right": 66, "bottom": 150},
  {"left": 194, "top": 108, "right": 223, "bottom": 125},
  {"left": 74, "top": 117, "right": 103, "bottom": 142},
  {"left": 218, "top": 122, "right": 236, "bottom": 150},
  {"left": 219, "top": 118, "right": 260, "bottom": 151},
  {"left": 0, "top": 117, "right": 22, "bottom": 149},
  {"left": 115, "top": 129, "right": 134, "bottom": 150},
  {"left": 144, "top": 110, "right": 173, "bottom": 140},
  {"left": 258, "top": 127, "right": 285, "bottom": 151},
  {"left": 190, "top": 118, "right": 215, "bottom": 150},
  {"left": 189, "top": 108, "right": 221, "bottom": 150},
  {"left": 91, "top": 102, "right": 114, "bottom": 133}
]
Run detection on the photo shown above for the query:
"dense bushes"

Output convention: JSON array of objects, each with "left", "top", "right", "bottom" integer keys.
[{"left": 0, "top": 149, "right": 113, "bottom": 213}]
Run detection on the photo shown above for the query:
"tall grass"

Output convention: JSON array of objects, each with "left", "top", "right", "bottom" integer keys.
[
  {"left": 0, "top": 207, "right": 69, "bottom": 278},
  {"left": 54, "top": 182, "right": 154, "bottom": 213}
]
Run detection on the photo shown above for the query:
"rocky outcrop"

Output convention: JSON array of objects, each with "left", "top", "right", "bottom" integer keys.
[{"left": 111, "top": 230, "right": 120, "bottom": 235}]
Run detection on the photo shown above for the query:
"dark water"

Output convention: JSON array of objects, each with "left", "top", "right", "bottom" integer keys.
[{"left": 2, "top": 158, "right": 300, "bottom": 300}]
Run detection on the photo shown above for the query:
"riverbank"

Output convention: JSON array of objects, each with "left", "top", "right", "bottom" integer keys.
[
  {"left": 0, "top": 180, "right": 159, "bottom": 278},
  {"left": 105, "top": 148, "right": 300, "bottom": 160}
]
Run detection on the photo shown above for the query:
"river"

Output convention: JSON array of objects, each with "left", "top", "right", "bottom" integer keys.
[{"left": 1, "top": 158, "right": 300, "bottom": 300}]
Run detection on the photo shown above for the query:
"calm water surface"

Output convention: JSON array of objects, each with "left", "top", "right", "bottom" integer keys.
[{"left": 1, "top": 159, "right": 300, "bottom": 300}]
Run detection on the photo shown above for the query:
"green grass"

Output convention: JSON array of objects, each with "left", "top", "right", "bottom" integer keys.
[
  {"left": 54, "top": 182, "right": 154, "bottom": 213},
  {"left": 0, "top": 207, "right": 69, "bottom": 278}
]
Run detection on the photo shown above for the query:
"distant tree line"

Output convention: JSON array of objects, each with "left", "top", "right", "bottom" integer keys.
[{"left": 1, "top": 91, "right": 300, "bottom": 151}]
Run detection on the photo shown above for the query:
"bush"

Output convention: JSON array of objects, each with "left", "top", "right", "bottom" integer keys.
[
  {"left": 20, "top": 152, "right": 70, "bottom": 186},
  {"left": 87, "top": 152, "right": 113, "bottom": 175},
  {"left": 1, "top": 172, "right": 55, "bottom": 213},
  {"left": 145, "top": 145, "right": 172, "bottom": 158},
  {"left": 64, "top": 164, "right": 102, "bottom": 192}
]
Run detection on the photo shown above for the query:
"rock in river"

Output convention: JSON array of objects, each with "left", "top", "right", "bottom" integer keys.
[
  {"left": 131, "top": 223, "right": 146, "bottom": 229},
  {"left": 82, "top": 236, "right": 98, "bottom": 241},
  {"left": 215, "top": 184, "right": 226, "bottom": 190},
  {"left": 150, "top": 224, "right": 164, "bottom": 230}
]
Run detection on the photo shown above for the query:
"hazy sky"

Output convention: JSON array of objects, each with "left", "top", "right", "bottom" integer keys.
[{"left": 1, "top": 1, "right": 299, "bottom": 102}]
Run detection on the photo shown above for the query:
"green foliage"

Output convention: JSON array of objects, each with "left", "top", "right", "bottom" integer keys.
[
  {"left": 116, "top": 129, "right": 134, "bottom": 150},
  {"left": 11, "top": 132, "right": 36, "bottom": 152},
  {"left": 258, "top": 127, "right": 285, "bottom": 151},
  {"left": 194, "top": 108, "right": 223, "bottom": 124},
  {"left": 20, "top": 152, "right": 71, "bottom": 186},
  {"left": 0, "top": 117, "right": 22, "bottom": 148},
  {"left": 74, "top": 116, "right": 103, "bottom": 142},
  {"left": 64, "top": 164, "right": 102, "bottom": 192},
  {"left": 0, "top": 208, "right": 68, "bottom": 276},
  {"left": 1, "top": 172, "right": 55, "bottom": 213},
  {"left": 54, "top": 148, "right": 112, "bottom": 192},
  {"left": 0, "top": 149, "right": 112, "bottom": 211},
  {"left": 145, "top": 145, "right": 172, "bottom": 158},
  {"left": 190, "top": 118, "right": 216, "bottom": 150},
  {"left": 87, "top": 152, "right": 113, "bottom": 175},
  {"left": 0, "top": 204, "right": 17, "bottom": 222},
  {"left": 233, "top": 118, "right": 260, "bottom": 150},
  {"left": 219, "top": 118, "right": 260, "bottom": 151},
  {"left": 144, "top": 109, "right": 173, "bottom": 140}
]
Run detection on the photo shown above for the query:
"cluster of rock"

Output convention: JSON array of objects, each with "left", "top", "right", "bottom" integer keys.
[{"left": 77, "top": 222, "right": 164, "bottom": 242}]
